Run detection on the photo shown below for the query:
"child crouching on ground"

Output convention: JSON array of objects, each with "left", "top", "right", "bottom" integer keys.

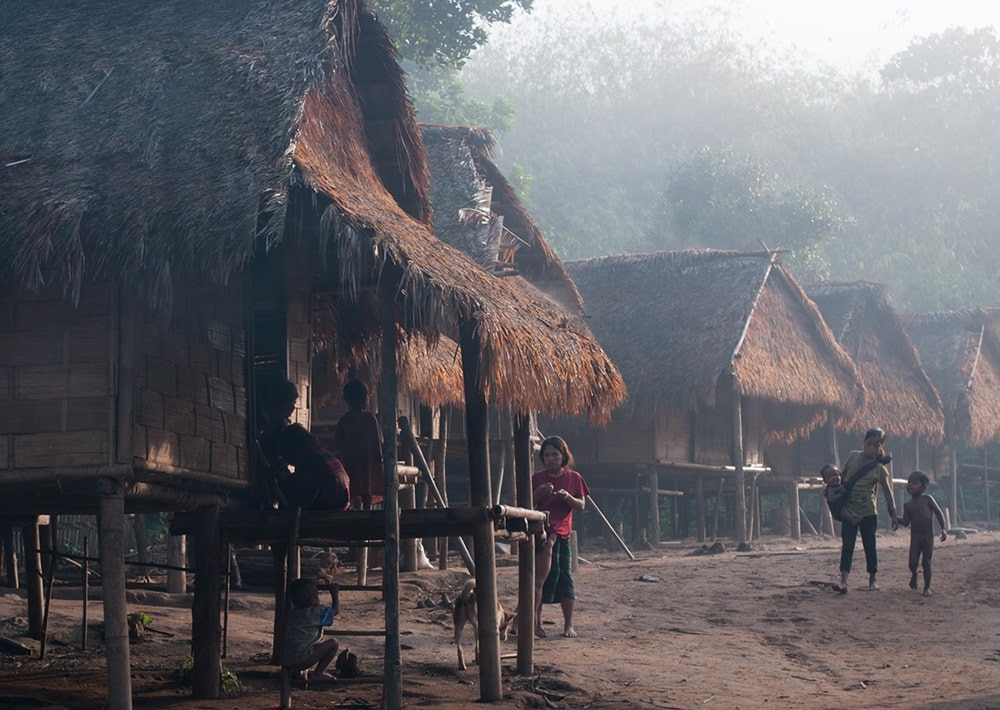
[{"left": 284, "top": 578, "right": 340, "bottom": 679}]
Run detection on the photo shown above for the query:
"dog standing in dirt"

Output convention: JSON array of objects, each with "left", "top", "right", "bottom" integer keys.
[{"left": 453, "top": 578, "right": 516, "bottom": 670}]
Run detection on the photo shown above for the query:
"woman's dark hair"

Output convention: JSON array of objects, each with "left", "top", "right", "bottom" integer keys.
[
  {"left": 343, "top": 379, "right": 369, "bottom": 409},
  {"left": 864, "top": 427, "right": 886, "bottom": 443},
  {"left": 539, "top": 435, "right": 573, "bottom": 469}
]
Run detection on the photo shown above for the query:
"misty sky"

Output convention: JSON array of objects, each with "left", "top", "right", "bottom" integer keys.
[{"left": 514, "top": 0, "right": 1000, "bottom": 72}]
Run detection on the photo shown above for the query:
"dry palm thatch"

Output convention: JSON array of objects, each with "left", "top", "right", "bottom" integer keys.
[
  {"left": 902, "top": 310, "right": 1000, "bottom": 446},
  {"left": 567, "top": 250, "right": 865, "bottom": 442},
  {"left": 420, "top": 124, "right": 584, "bottom": 314},
  {"left": 295, "top": 60, "right": 624, "bottom": 422},
  {"left": 806, "top": 281, "right": 945, "bottom": 443}
]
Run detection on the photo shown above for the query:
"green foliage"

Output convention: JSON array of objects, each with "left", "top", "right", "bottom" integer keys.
[
  {"left": 406, "top": 63, "right": 514, "bottom": 132},
  {"left": 176, "top": 656, "right": 241, "bottom": 696},
  {"left": 369, "top": 0, "right": 532, "bottom": 67}
]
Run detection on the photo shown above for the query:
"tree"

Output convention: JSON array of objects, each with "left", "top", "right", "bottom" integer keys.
[
  {"left": 655, "top": 146, "right": 843, "bottom": 279},
  {"left": 369, "top": 0, "right": 532, "bottom": 68}
]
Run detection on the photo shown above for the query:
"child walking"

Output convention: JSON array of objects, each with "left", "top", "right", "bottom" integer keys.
[
  {"left": 896, "top": 471, "right": 947, "bottom": 597},
  {"left": 284, "top": 578, "right": 340, "bottom": 678}
]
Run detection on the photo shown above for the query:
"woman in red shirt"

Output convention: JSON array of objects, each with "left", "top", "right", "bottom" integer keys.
[{"left": 532, "top": 436, "right": 589, "bottom": 638}]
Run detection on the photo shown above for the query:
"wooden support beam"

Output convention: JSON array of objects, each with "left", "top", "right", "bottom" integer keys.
[{"left": 99, "top": 479, "right": 133, "bottom": 709}]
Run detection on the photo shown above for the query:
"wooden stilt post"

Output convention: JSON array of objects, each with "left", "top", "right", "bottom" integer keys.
[
  {"left": 82, "top": 536, "right": 89, "bottom": 650},
  {"left": 23, "top": 522, "right": 43, "bottom": 639},
  {"left": 789, "top": 481, "right": 801, "bottom": 540},
  {"left": 380, "top": 277, "right": 402, "bottom": 710},
  {"left": 191, "top": 505, "right": 222, "bottom": 700},
  {"left": 695, "top": 477, "right": 706, "bottom": 542},
  {"left": 731, "top": 378, "right": 747, "bottom": 544},
  {"left": 436, "top": 409, "right": 450, "bottom": 570},
  {"left": 167, "top": 534, "right": 186, "bottom": 594},
  {"left": 648, "top": 469, "right": 660, "bottom": 545},
  {"left": 514, "top": 412, "right": 535, "bottom": 676},
  {"left": 460, "top": 316, "right": 502, "bottom": 702},
  {"left": 98, "top": 479, "right": 133, "bottom": 709},
  {"left": 2, "top": 527, "right": 18, "bottom": 588}
]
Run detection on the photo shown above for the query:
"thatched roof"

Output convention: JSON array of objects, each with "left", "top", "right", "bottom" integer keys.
[
  {"left": 420, "top": 125, "right": 584, "bottom": 313},
  {"left": 567, "top": 250, "right": 865, "bottom": 442},
  {"left": 902, "top": 309, "right": 1000, "bottom": 446},
  {"left": 0, "top": 0, "right": 624, "bottom": 423},
  {"left": 806, "top": 282, "right": 944, "bottom": 443}
]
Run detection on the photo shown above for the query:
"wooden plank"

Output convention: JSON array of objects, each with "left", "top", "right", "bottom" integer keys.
[
  {"left": 194, "top": 402, "right": 214, "bottom": 439},
  {"left": 16, "top": 363, "right": 110, "bottom": 399},
  {"left": 176, "top": 366, "right": 209, "bottom": 405},
  {"left": 188, "top": 343, "right": 212, "bottom": 376},
  {"left": 14, "top": 431, "right": 109, "bottom": 467}
]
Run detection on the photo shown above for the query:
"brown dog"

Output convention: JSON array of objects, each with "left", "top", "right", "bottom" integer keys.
[{"left": 453, "top": 578, "right": 516, "bottom": 670}]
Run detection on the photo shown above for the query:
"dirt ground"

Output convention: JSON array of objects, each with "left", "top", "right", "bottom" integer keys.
[{"left": 2, "top": 530, "right": 999, "bottom": 709}]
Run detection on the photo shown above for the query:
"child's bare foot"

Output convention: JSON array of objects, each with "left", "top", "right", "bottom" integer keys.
[
  {"left": 868, "top": 581, "right": 880, "bottom": 591},
  {"left": 923, "top": 588, "right": 933, "bottom": 597},
  {"left": 909, "top": 575, "right": 918, "bottom": 590},
  {"left": 535, "top": 626, "right": 547, "bottom": 639},
  {"left": 831, "top": 583, "right": 848, "bottom": 594},
  {"left": 562, "top": 627, "right": 578, "bottom": 638}
]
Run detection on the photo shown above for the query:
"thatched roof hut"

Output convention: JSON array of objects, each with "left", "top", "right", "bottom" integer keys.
[
  {"left": 567, "top": 250, "right": 864, "bottom": 442},
  {"left": 902, "top": 310, "right": 1000, "bottom": 447},
  {"left": 0, "top": 0, "right": 624, "bottom": 427},
  {"left": 419, "top": 125, "right": 583, "bottom": 314},
  {"left": 806, "top": 281, "right": 944, "bottom": 444}
]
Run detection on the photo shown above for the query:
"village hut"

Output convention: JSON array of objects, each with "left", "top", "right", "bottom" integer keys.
[
  {"left": 557, "top": 250, "right": 865, "bottom": 544},
  {"left": 765, "top": 281, "right": 945, "bottom": 537},
  {"left": 902, "top": 309, "right": 1000, "bottom": 526},
  {"left": 0, "top": 0, "right": 625, "bottom": 705}
]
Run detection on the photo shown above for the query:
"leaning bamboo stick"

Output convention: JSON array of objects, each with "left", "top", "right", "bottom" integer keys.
[{"left": 585, "top": 495, "right": 635, "bottom": 560}]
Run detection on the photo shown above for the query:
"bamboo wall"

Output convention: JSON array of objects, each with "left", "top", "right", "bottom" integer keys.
[
  {"left": 130, "top": 275, "right": 248, "bottom": 481},
  {"left": 0, "top": 284, "right": 117, "bottom": 472}
]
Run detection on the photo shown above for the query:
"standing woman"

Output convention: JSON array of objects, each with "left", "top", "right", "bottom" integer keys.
[
  {"left": 836, "top": 427, "right": 897, "bottom": 593},
  {"left": 532, "top": 436, "right": 589, "bottom": 638}
]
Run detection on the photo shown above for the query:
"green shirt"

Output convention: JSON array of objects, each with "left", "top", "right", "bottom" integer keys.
[{"left": 843, "top": 450, "right": 890, "bottom": 519}]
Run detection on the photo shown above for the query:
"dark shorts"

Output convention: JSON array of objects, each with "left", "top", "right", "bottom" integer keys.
[{"left": 541, "top": 535, "right": 574, "bottom": 604}]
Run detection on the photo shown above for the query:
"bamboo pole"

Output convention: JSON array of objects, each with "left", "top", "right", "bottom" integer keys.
[
  {"left": 585, "top": 495, "right": 636, "bottom": 560},
  {"left": 514, "top": 412, "right": 535, "bottom": 676},
  {"left": 82, "top": 536, "right": 89, "bottom": 651},
  {"left": 436, "top": 409, "right": 450, "bottom": 570},
  {"left": 99, "top": 480, "right": 132, "bottom": 709}
]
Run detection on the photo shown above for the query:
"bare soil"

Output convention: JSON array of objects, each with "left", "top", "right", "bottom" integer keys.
[{"left": 2, "top": 530, "right": 999, "bottom": 709}]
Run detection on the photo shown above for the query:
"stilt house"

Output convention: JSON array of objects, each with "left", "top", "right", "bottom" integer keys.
[
  {"left": 558, "top": 250, "right": 864, "bottom": 544},
  {"left": 902, "top": 309, "right": 1000, "bottom": 526},
  {"left": 766, "top": 281, "right": 945, "bottom": 537},
  {"left": 1, "top": 0, "right": 625, "bottom": 705}
]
